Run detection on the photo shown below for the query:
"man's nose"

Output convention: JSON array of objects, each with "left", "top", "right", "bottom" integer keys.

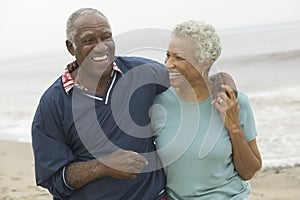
[{"left": 94, "top": 40, "right": 106, "bottom": 51}]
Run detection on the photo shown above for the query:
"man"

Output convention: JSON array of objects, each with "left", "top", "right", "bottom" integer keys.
[
  {"left": 32, "top": 8, "right": 236, "bottom": 200},
  {"left": 32, "top": 8, "right": 168, "bottom": 199}
]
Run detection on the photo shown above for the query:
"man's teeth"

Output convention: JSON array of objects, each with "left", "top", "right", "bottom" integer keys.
[{"left": 92, "top": 55, "right": 108, "bottom": 61}]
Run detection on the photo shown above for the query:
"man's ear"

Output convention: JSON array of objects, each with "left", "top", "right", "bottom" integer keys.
[{"left": 66, "top": 40, "right": 75, "bottom": 56}]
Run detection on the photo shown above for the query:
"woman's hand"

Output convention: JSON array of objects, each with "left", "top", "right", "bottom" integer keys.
[{"left": 212, "top": 85, "right": 241, "bottom": 132}]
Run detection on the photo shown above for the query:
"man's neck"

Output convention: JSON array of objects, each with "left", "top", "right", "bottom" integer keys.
[{"left": 75, "top": 67, "right": 114, "bottom": 96}]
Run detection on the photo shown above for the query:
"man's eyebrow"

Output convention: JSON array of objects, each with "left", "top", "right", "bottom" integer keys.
[
  {"left": 79, "top": 29, "right": 112, "bottom": 39},
  {"left": 79, "top": 31, "right": 94, "bottom": 39},
  {"left": 102, "top": 29, "right": 112, "bottom": 34}
]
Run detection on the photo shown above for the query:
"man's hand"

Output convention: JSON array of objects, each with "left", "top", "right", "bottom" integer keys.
[
  {"left": 99, "top": 149, "right": 148, "bottom": 179},
  {"left": 66, "top": 149, "right": 148, "bottom": 189}
]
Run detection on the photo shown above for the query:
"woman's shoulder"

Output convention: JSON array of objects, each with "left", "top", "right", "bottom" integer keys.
[
  {"left": 237, "top": 91, "right": 249, "bottom": 105},
  {"left": 237, "top": 91, "right": 255, "bottom": 115},
  {"left": 154, "top": 88, "right": 177, "bottom": 103}
]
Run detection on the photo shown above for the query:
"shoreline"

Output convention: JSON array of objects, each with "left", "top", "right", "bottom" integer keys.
[{"left": 1, "top": 140, "right": 300, "bottom": 200}]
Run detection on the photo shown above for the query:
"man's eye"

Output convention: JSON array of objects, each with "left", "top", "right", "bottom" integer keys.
[
  {"left": 102, "top": 35, "right": 112, "bottom": 41},
  {"left": 83, "top": 39, "right": 96, "bottom": 44}
]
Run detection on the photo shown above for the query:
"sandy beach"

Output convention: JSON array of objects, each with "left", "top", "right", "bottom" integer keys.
[
  {"left": 0, "top": 140, "right": 299, "bottom": 200},
  {"left": 0, "top": 140, "right": 51, "bottom": 200}
]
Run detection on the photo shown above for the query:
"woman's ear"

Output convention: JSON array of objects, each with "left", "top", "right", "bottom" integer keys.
[
  {"left": 66, "top": 40, "right": 75, "bottom": 56},
  {"left": 203, "top": 60, "right": 213, "bottom": 71}
]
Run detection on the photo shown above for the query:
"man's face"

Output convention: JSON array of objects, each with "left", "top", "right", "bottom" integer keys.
[{"left": 68, "top": 13, "right": 115, "bottom": 77}]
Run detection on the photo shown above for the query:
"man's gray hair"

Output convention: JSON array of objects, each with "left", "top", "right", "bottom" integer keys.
[
  {"left": 66, "top": 8, "right": 108, "bottom": 43},
  {"left": 172, "top": 20, "right": 221, "bottom": 63}
]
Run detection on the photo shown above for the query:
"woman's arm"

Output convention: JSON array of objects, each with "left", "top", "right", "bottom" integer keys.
[
  {"left": 212, "top": 85, "right": 262, "bottom": 180},
  {"left": 225, "top": 127, "right": 262, "bottom": 180}
]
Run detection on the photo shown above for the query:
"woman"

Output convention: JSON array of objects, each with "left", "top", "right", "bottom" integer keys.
[{"left": 151, "top": 20, "right": 262, "bottom": 199}]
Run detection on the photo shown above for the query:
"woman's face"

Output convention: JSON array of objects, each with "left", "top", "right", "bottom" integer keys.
[{"left": 165, "top": 36, "right": 203, "bottom": 89}]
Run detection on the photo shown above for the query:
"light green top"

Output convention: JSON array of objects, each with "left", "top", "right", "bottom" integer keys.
[{"left": 151, "top": 88, "right": 257, "bottom": 200}]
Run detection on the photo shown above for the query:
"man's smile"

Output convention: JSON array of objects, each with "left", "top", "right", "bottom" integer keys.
[{"left": 91, "top": 55, "right": 108, "bottom": 62}]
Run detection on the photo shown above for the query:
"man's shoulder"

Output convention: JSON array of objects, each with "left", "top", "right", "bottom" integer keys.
[
  {"left": 40, "top": 76, "right": 66, "bottom": 103},
  {"left": 115, "top": 56, "right": 170, "bottom": 92},
  {"left": 115, "top": 56, "right": 164, "bottom": 70},
  {"left": 116, "top": 56, "right": 161, "bottom": 64}
]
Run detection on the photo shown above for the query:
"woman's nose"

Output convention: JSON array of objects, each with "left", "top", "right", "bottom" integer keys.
[{"left": 165, "top": 58, "right": 175, "bottom": 69}]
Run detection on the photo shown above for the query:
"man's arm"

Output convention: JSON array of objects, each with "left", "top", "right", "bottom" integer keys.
[
  {"left": 32, "top": 96, "right": 148, "bottom": 198},
  {"left": 65, "top": 149, "right": 148, "bottom": 189}
]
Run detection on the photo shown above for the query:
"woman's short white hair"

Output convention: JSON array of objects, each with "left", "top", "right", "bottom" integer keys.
[{"left": 172, "top": 20, "right": 221, "bottom": 63}]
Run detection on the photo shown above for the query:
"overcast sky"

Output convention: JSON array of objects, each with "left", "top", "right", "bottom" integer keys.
[{"left": 1, "top": 0, "right": 300, "bottom": 59}]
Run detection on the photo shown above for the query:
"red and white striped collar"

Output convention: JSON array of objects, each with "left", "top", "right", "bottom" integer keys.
[{"left": 61, "top": 60, "right": 122, "bottom": 95}]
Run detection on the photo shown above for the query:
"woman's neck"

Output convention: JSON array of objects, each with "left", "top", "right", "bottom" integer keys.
[{"left": 175, "top": 77, "right": 213, "bottom": 103}]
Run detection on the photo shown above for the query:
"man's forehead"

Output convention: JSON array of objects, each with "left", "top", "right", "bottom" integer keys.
[{"left": 74, "top": 13, "right": 109, "bottom": 27}]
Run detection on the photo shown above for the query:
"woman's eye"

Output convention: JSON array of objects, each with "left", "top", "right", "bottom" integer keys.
[
  {"left": 164, "top": 54, "right": 169, "bottom": 63},
  {"left": 176, "top": 56, "right": 185, "bottom": 61}
]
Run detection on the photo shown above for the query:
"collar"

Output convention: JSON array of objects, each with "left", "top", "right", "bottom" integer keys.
[{"left": 62, "top": 60, "right": 123, "bottom": 95}]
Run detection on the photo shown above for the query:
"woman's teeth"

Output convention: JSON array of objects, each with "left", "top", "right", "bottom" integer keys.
[{"left": 169, "top": 72, "right": 181, "bottom": 78}]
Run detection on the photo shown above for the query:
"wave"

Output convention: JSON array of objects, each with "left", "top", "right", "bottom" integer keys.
[
  {"left": 248, "top": 86, "right": 300, "bottom": 98},
  {"left": 219, "top": 49, "right": 300, "bottom": 64}
]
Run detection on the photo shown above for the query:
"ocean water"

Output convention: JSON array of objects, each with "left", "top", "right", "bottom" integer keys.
[
  {"left": 1, "top": 24, "right": 300, "bottom": 169},
  {"left": 216, "top": 50, "right": 300, "bottom": 169}
]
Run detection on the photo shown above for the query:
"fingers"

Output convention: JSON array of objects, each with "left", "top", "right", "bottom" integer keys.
[
  {"left": 212, "top": 97, "right": 225, "bottom": 116},
  {"left": 99, "top": 149, "right": 148, "bottom": 179},
  {"left": 126, "top": 150, "right": 148, "bottom": 166},
  {"left": 116, "top": 150, "right": 149, "bottom": 172},
  {"left": 211, "top": 89, "right": 231, "bottom": 115},
  {"left": 218, "top": 92, "right": 227, "bottom": 102},
  {"left": 211, "top": 84, "right": 237, "bottom": 106},
  {"left": 221, "top": 85, "right": 237, "bottom": 100},
  {"left": 212, "top": 99, "right": 224, "bottom": 113},
  {"left": 122, "top": 150, "right": 148, "bottom": 174},
  {"left": 212, "top": 92, "right": 227, "bottom": 105}
]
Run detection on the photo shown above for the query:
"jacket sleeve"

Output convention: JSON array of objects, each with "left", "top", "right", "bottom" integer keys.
[
  {"left": 154, "top": 62, "right": 170, "bottom": 94},
  {"left": 32, "top": 95, "right": 76, "bottom": 198}
]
